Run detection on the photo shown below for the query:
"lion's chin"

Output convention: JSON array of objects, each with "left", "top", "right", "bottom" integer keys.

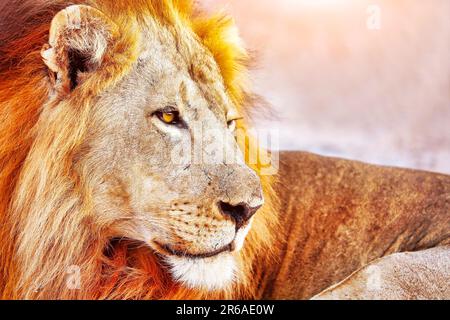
[{"left": 165, "top": 253, "right": 236, "bottom": 291}]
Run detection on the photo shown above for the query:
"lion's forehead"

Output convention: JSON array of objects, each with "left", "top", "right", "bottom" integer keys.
[{"left": 129, "top": 23, "right": 235, "bottom": 119}]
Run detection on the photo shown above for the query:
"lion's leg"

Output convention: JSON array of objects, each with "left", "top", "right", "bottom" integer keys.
[{"left": 312, "top": 246, "right": 450, "bottom": 300}]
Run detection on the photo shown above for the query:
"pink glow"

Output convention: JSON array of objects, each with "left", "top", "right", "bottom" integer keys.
[{"left": 203, "top": 0, "right": 450, "bottom": 174}]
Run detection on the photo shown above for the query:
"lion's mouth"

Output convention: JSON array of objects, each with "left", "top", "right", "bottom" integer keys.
[{"left": 154, "top": 241, "right": 233, "bottom": 259}]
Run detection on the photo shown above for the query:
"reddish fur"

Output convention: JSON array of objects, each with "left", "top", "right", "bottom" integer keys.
[{"left": 0, "top": 0, "right": 278, "bottom": 299}]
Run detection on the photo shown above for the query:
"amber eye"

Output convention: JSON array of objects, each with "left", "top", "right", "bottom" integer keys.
[
  {"left": 162, "top": 112, "right": 175, "bottom": 123},
  {"left": 227, "top": 119, "right": 237, "bottom": 132},
  {"left": 155, "top": 109, "right": 181, "bottom": 125},
  {"left": 227, "top": 117, "right": 243, "bottom": 132}
]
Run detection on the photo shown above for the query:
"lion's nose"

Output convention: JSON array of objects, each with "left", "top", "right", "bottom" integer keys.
[{"left": 218, "top": 201, "right": 262, "bottom": 230}]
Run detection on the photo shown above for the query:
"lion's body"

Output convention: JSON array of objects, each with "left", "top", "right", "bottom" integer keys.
[
  {"left": 0, "top": 0, "right": 448, "bottom": 300},
  {"left": 263, "top": 152, "right": 450, "bottom": 299}
]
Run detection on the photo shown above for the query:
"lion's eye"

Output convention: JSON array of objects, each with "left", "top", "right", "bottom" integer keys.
[
  {"left": 155, "top": 109, "right": 180, "bottom": 125},
  {"left": 227, "top": 116, "right": 243, "bottom": 132},
  {"left": 227, "top": 119, "right": 237, "bottom": 132},
  {"left": 162, "top": 112, "right": 176, "bottom": 123}
]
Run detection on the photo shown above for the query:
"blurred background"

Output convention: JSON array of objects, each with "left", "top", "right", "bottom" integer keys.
[{"left": 202, "top": 0, "right": 450, "bottom": 174}]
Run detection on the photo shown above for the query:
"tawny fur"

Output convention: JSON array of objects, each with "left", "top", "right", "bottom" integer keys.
[
  {"left": 263, "top": 152, "right": 449, "bottom": 299},
  {"left": 1, "top": 0, "right": 448, "bottom": 301}
]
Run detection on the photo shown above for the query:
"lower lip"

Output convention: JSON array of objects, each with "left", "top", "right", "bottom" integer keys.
[{"left": 154, "top": 242, "right": 232, "bottom": 259}]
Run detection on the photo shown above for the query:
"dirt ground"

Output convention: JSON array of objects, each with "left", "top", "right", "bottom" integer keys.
[{"left": 203, "top": 0, "right": 450, "bottom": 174}]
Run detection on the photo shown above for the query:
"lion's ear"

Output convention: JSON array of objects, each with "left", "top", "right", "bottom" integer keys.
[{"left": 41, "top": 5, "right": 118, "bottom": 93}]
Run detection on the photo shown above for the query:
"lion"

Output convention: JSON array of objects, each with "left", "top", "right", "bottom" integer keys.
[
  {"left": 0, "top": 0, "right": 278, "bottom": 300},
  {"left": 0, "top": 0, "right": 448, "bottom": 300}
]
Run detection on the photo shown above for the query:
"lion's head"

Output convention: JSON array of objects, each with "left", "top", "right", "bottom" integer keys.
[
  {"left": 0, "top": 0, "right": 277, "bottom": 299},
  {"left": 43, "top": 4, "right": 265, "bottom": 290}
]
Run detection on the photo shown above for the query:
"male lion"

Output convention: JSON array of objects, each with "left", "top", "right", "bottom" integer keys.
[{"left": 0, "top": 0, "right": 448, "bottom": 300}]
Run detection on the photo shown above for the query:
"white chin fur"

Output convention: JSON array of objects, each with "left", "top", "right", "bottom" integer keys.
[{"left": 166, "top": 254, "right": 236, "bottom": 291}]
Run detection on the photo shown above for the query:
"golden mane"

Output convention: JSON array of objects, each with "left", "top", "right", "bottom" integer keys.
[{"left": 0, "top": 0, "right": 278, "bottom": 299}]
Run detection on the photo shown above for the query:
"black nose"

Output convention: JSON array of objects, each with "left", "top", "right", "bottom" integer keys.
[{"left": 218, "top": 201, "right": 262, "bottom": 230}]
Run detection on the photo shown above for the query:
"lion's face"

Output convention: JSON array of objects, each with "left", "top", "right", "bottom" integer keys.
[{"left": 70, "top": 26, "right": 263, "bottom": 290}]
